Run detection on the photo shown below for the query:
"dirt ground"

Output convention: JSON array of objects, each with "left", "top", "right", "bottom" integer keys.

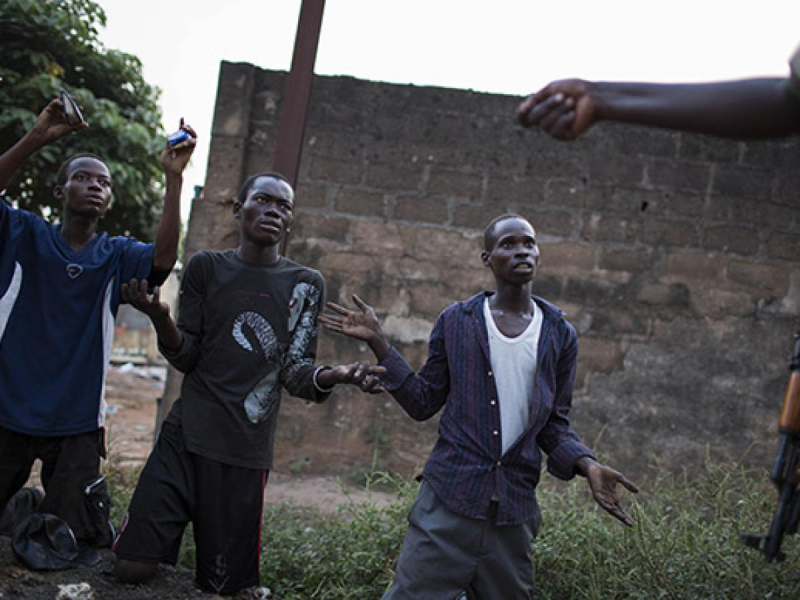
[{"left": 0, "top": 365, "right": 397, "bottom": 600}]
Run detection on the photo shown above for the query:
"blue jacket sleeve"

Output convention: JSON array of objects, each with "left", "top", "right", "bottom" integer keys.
[
  {"left": 537, "top": 321, "right": 595, "bottom": 480},
  {"left": 380, "top": 311, "right": 450, "bottom": 421}
]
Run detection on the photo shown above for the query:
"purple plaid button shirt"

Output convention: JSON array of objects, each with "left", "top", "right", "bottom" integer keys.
[{"left": 380, "top": 291, "right": 594, "bottom": 526}]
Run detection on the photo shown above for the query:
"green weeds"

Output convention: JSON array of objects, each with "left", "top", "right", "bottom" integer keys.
[{"left": 105, "top": 459, "right": 800, "bottom": 599}]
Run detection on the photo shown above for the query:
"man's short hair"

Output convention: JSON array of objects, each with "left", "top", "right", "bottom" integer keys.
[
  {"left": 484, "top": 213, "right": 529, "bottom": 251},
  {"left": 56, "top": 153, "right": 105, "bottom": 186},
  {"left": 237, "top": 172, "right": 293, "bottom": 204}
]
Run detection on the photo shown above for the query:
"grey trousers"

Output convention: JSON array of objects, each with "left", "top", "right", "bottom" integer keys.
[{"left": 383, "top": 480, "right": 540, "bottom": 600}]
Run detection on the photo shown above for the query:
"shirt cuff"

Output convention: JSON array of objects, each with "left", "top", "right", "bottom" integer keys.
[
  {"left": 379, "top": 347, "right": 415, "bottom": 391},
  {"left": 547, "top": 442, "right": 596, "bottom": 481},
  {"left": 313, "top": 366, "right": 334, "bottom": 393}
]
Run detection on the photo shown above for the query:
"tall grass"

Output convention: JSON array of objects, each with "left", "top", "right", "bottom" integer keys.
[
  {"left": 105, "top": 458, "right": 800, "bottom": 599},
  {"left": 534, "top": 458, "right": 800, "bottom": 599}
]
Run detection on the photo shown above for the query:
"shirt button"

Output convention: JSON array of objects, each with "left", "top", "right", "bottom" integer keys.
[
  {"left": 490, "top": 400, "right": 496, "bottom": 406},
  {"left": 488, "top": 371, "right": 493, "bottom": 377},
  {"left": 496, "top": 461, "right": 502, "bottom": 466},
  {"left": 493, "top": 430, "right": 499, "bottom": 436}
]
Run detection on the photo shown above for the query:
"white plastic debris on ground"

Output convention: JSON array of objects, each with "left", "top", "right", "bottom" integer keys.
[
  {"left": 56, "top": 582, "right": 93, "bottom": 599},
  {"left": 112, "top": 363, "right": 167, "bottom": 383}
]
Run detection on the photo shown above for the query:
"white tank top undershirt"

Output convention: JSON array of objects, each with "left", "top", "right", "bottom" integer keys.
[{"left": 483, "top": 297, "right": 543, "bottom": 455}]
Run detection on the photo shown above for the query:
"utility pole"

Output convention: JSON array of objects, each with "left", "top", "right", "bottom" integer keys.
[{"left": 275, "top": 0, "right": 326, "bottom": 255}]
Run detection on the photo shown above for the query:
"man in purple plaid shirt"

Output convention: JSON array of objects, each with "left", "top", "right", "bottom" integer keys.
[{"left": 320, "top": 214, "right": 638, "bottom": 599}]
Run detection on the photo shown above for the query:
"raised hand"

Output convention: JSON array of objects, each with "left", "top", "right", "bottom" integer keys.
[
  {"left": 584, "top": 461, "right": 639, "bottom": 526},
  {"left": 319, "top": 294, "right": 383, "bottom": 343},
  {"left": 160, "top": 118, "right": 197, "bottom": 176},
  {"left": 121, "top": 279, "right": 170, "bottom": 321},
  {"left": 517, "top": 79, "right": 598, "bottom": 141},
  {"left": 31, "top": 98, "right": 89, "bottom": 145}
]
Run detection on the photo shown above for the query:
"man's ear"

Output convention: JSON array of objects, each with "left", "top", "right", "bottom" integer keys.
[
  {"left": 53, "top": 185, "right": 64, "bottom": 201},
  {"left": 232, "top": 200, "right": 242, "bottom": 220},
  {"left": 481, "top": 250, "right": 491, "bottom": 268}
]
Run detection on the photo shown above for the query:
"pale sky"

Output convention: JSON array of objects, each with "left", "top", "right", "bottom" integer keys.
[{"left": 98, "top": 0, "right": 800, "bottom": 222}]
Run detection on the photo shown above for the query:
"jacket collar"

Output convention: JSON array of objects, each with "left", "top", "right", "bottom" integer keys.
[
  {"left": 462, "top": 290, "right": 566, "bottom": 320},
  {"left": 463, "top": 291, "right": 565, "bottom": 364}
]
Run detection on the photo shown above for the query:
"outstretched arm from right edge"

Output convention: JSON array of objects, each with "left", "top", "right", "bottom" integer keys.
[
  {"left": 0, "top": 98, "right": 87, "bottom": 192},
  {"left": 517, "top": 78, "right": 800, "bottom": 141}
]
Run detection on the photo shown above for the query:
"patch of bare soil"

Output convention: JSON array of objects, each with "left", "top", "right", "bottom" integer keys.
[
  {"left": 2, "top": 365, "right": 397, "bottom": 599},
  {"left": 0, "top": 544, "right": 211, "bottom": 600}
]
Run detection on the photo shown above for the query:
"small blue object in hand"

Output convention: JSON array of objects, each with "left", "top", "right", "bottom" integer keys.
[{"left": 167, "top": 129, "right": 192, "bottom": 149}]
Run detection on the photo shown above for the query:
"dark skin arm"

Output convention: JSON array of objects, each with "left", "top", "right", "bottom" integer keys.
[
  {"left": 575, "top": 456, "right": 639, "bottom": 526},
  {"left": 517, "top": 78, "right": 800, "bottom": 141},
  {"left": 318, "top": 294, "right": 391, "bottom": 361},
  {"left": 0, "top": 98, "right": 87, "bottom": 192},
  {"left": 122, "top": 279, "right": 385, "bottom": 393},
  {"left": 152, "top": 119, "right": 196, "bottom": 272},
  {"left": 121, "top": 279, "right": 182, "bottom": 350}
]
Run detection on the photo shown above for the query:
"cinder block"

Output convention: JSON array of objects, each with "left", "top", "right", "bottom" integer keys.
[
  {"left": 641, "top": 219, "right": 699, "bottom": 248},
  {"left": 712, "top": 165, "right": 772, "bottom": 200},
  {"left": 538, "top": 242, "right": 596, "bottom": 274},
  {"left": 577, "top": 337, "right": 625, "bottom": 374},
  {"left": 334, "top": 187, "right": 386, "bottom": 218},
  {"left": 581, "top": 213, "right": 641, "bottom": 244},
  {"left": 664, "top": 252, "right": 726, "bottom": 282},
  {"left": 365, "top": 163, "right": 424, "bottom": 191},
  {"left": 310, "top": 156, "right": 363, "bottom": 184},
  {"left": 394, "top": 196, "right": 449, "bottom": 224},
  {"left": 647, "top": 158, "right": 711, "bottom": 193},
  {"left": 427, "top": 168, "right": 483, "bottom": 199},
  {"left": 726, "top": 259, "right": 791, "bottom": 297},
  {"left": 767, "top": 231, "right": 800, "bottom": 261},
  {"left": 703, "top": 225, "right": 760, "bottom": 255}
]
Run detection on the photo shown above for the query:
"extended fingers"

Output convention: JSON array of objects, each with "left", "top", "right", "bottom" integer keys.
[
  {"left": 122, "top": 279, "right": 153, "bottom": 303},
  {"left": 125, "top": 278, "right": 140, "bottom": 298},
  {"left": 181, "top": 122, "right": 198, "bottom": 139},
  {"left": 518, "top": 91, "right": 565, "bottom": 127},
  {"left": 618, "top": 474, "right": 639, "bottom": 494},
  {"left": 605, "top": 502, "right": 634, "bottom": 527},
  {"left": 352, "top": 294, "right": 370, "bottom": 312},
  {"left": 326, "top": 301, "right": 353, "bottom": 316},
  {"left": 345, "top": 362, "right": 368, "bottom": 384},
  {"left": 361, "top": 375, "right": 385, "bottom": 394},
  {"left": 317, "top": 314, "right": 344, "bottom": 331}
]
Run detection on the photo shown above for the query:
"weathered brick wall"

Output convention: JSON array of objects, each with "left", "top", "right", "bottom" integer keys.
[{"left": 188, "top": 60, "right": 800, "bottom": 480}]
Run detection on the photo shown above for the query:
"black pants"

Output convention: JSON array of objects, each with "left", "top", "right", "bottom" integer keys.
[
  {"left": 0, "top": 426, "right": 111, "bottom": 546},
  {"left": 114, "top": 420, "right": 268, "bottom": 595}
]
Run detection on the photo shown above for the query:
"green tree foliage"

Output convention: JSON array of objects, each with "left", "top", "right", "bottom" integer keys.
[{"left": 0, "top": 0, "right": 165, "bottom": 238}]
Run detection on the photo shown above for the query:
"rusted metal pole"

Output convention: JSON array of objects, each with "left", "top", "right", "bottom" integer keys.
[{"left": 275, "top": 0, "right": 326, "bottom": 255}]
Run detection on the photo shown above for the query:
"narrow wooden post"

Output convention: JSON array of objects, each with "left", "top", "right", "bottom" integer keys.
[{"left": 275, "top": 0, "right": 326, "bottom": 255}]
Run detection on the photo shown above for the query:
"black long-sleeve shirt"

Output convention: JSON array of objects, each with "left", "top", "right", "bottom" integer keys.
[{"left": 163, "top": 250, "right": 328, "bottom": 469}]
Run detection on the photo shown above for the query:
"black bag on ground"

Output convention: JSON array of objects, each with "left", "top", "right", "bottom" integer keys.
[{"left": 12, "top": 513, "right": 100, "bottom": 570}]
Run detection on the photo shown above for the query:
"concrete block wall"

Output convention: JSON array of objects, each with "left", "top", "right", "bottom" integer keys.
[{"left": 187, "top": 61, "right": 800, "bottom": 480}]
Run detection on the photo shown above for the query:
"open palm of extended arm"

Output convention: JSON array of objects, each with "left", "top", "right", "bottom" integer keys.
[{"left": 318, "top": 294, "right": 391, "bottom": 361}]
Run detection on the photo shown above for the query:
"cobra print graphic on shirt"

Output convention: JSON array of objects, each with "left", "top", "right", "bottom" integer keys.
[
  {"left": 283, "top": 282, "right": 320, "bottom": 383},
  {"left": 234, "top": 281, "right": 321, "bottom": 423}
]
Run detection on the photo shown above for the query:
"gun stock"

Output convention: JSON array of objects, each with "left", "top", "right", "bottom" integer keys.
[{"left": 743, "top": 333, "right": 800, "bottom": 562}]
